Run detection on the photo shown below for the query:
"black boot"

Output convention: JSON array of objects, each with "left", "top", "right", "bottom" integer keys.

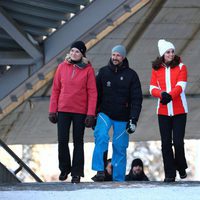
[
  {"left": 71, "top": 176, "right": 81, "bottom": 184},
  {"left": 59, "top": 172, "right": 68, "bottom": 181},
  {"left": 164, "top": 177, "right": 175, "bottom": 182},
  {"left": 91, "top": 171, "right": 105, "bottom": 182},
  {"left": 179, "top": 169, "right": 187, "bottom": 179}
]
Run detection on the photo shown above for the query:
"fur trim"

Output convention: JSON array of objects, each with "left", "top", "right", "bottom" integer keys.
[
  {"left": 152, "top": 55, "right": 181, "bottom": 70},
  {"left": 82, "top": 56, "right": 89, "bottom": 64},
  {"left": 65, "top": 53, "right": 89, "bottom": 64},
  {"left": 65, "top": 54, "right": 71, "bottom": 62}
]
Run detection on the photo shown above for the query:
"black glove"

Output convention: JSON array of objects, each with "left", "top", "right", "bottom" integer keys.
[
  {"left": 160, "top": 92, "right": 172, "bottom": 105},
  {"left": 85, "top": 115, "right": 96, "bottom": 128},
  {"left": 48, "top": 112, "right": 58, "bottom": 124},
  {"left": 126, "top": 119, "right": 137, "bottom": 134},
  {"left": 92, "top": 117, "right": 97, "bottom": 130}
]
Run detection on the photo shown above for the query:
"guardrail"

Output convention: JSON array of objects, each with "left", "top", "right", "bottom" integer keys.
[{"left": 0, "top": 138, "right": 43, "bottom": 182}]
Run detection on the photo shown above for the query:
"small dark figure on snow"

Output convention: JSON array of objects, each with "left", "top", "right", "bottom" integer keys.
[{"left": 125, "top": 158, "right": 149, "bottom": 181}]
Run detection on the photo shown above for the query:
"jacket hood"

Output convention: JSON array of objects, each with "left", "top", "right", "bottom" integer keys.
[{"left": 152, "top": 55, "right": 181, "bottom": 70}]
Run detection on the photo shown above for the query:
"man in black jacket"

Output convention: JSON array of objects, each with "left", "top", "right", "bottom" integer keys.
[
  {"left": 92, "top": 45, "right": 143, "bottom": 181},
  {"left": 125, "top": 158, "right": 149, "bottom": 181}
]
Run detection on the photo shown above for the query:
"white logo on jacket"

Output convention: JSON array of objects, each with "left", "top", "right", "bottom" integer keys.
[{"left": 106, "top": 81, "right": 111, "bottom": 87}]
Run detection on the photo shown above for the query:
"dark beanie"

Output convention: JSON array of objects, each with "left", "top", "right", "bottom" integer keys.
[
  {"left": 70, "top": 41, "right": 86, "bottom": 57},
  {"left": 131, "top": 158, "right": 143, "bottom": 168}
]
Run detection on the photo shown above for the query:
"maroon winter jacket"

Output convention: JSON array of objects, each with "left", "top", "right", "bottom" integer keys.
[{"left": 49, "top": 59, "right": 97, "bottom": 116}]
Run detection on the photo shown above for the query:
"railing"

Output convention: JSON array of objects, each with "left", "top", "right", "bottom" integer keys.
[{"left": 0, "top": 138, "right": 43, "bottom": 182}]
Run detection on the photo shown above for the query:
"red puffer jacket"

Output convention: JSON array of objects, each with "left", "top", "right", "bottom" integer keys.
[
  {"left": 49, "top": 60, "right": 97, "bottom": 115},
  {"left": 149, "top": 63, "right": 188, "bottom": 116}
]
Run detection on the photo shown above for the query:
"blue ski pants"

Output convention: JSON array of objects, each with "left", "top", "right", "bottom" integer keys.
[{"left": 92, "top": 112, "right": 129, "bottom": 181}]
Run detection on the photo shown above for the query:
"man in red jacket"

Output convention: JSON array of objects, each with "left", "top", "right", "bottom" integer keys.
[
  {"left": 150, "top": 39, "right": 188, "bottom": 182},
  {"left": 49, "top": 41, "right": 97, "bottom": 183}
]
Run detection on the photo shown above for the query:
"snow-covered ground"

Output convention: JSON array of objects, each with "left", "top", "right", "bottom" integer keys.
[{"left": 1, "top": 182, "right": 200, "bottom": 200}]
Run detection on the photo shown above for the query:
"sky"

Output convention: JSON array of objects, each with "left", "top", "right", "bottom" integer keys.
[{"left": 1, "top": 185, "right": 200, "bottom": 200}]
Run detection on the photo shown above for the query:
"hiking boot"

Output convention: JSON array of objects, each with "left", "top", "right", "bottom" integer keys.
[
  {"left": 164, "top": 177, "right": 175, "bottom": 182},
  {"left": 71, "top": 176, "right": 81, "bottom": 184},
  {"left": 179, "top": 170, "right": 187, "bottom": 179},
  {"left": 91, "top": 171, "right": 105, "bottom": 182},
  {"left": 59, "top": 172, "right": 68, "bottom": 181}
]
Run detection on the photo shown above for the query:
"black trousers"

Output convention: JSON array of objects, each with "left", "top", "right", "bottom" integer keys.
[
  {"left": 158, "top": 114, "right": 188, "bottom": 178},
  {"left": 57, "top": 112, "right": 86, "bottom": 177}
]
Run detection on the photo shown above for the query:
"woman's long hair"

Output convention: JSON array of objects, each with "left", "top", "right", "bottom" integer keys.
[{"left": 152, "top": 55, "right": 181, "bottom": 70}]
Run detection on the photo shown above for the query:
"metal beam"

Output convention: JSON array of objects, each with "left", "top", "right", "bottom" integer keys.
[
  {"left": 0, "top": 2, "right": 70, "bottom": 20},
  {"left": 0, "top": 29, "right": 13, "bottom": 39},
  {"left": 58, "top": 0, "right": 89, "bottom": 6},
  {"left": 0, "top": 51, "right": 34, "bottom": 65},
  {"left": 8, "top": 0, "right": 79, "bottom": 13},
  {"left": 22, "top": 26, "right": 52, "bottom": 36},
  {"left": 0, "top": 7, "right": 43, "bottom": 60},
  {"left": 0, "top": 66, "right": 29, "bottom": 100},
  {"left": 44, "top": 0, "right": 131, "bottom": 63},
  {"left": 9, "top": 12, "right": 60, "bottom": 28},
  {"left": 0, "top": 39, "right": 20, "bottom": 49}
]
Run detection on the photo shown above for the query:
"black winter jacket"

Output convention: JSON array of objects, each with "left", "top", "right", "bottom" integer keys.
[{"left": 96, "top": 58, "right": 143, "bottom": 121}]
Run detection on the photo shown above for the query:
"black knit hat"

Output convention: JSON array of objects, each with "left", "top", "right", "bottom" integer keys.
[
  {"left": 131, "top": 158, "right": 143, "bottom": 168},
  {"left": 70, "top": 41, "right": 86, "bottom": 57}
]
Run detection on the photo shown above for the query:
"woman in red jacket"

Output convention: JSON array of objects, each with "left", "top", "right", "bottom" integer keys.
[
  {"left": 49, "top": 41, "right": 97, "bottom": 183},
  {"left": 149, "top": 39, "right": 188, "bottom": 182}
]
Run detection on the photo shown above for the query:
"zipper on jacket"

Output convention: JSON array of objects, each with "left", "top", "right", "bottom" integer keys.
[
  {"left": 71, "top": 65, "right": 76, "bottom": 79},
  {"left": 165, "top": 67, "right": 173, "bottom": 116}
]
